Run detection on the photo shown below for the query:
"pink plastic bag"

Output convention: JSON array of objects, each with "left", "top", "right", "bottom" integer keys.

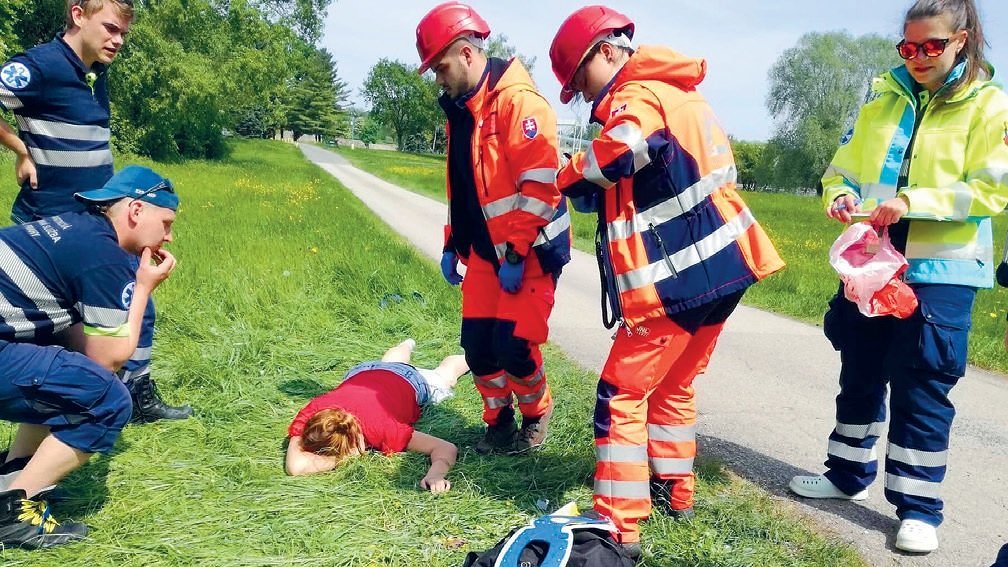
[{"left": 828, "top": 223, "right": 918, "bottom": 318}]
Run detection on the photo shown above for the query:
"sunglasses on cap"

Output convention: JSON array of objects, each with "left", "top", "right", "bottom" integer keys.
[
  {"left": 896, "top": 37, "right": 953, "bottom": 60},
  {"left": 131, "top": 179, "right": 175, "bottom": 202}
]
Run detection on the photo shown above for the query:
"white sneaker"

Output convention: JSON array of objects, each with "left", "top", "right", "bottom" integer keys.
[
  {"left": 789, "top": 474, "right": 868, "bottom": 500},
  {"left": 895, "top": 519, "right": 938, "bottom": 553}
]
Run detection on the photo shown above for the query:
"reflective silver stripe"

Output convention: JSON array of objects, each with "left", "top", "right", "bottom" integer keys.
[
  {"left": 607, "top": 123, "right": 651, "bottom": 173},
  {"left": 29, "top": 147, "right": 113, "bottom": 168},
  {"left": 517, "top": 388, "right": 546, "bottom": 404},
  {"left": 950, "top": 181, "right": 975, "bottom": 219},
  {"left": 0, "top": 85, "right": 23, "bottom": 110},
  {"left": 128, "top": 346, "right": 153, "bottom": 363},
  {"left": 617, "top": 208, "right": 756, "bottom": 291},
  {"left": 885, "top": 473, "right": 942, "bottom": 499},
  {"left": 650, "top": 456, "right": 695, "bottom": 475},
  {"left": 861, "top": 183, "right": 896, "bottom": 200},
  {"left": 0, "top": 241, "right": 70, "bottom": 337},
  {"left": 608, "top": 166, "right": 736, "bottom": 241},
  {"left": 120, "top": 365, "right": 151, "bottom": 382},
  {"left": 533, "top": 211, "right": 571, "bottom": 247},
  {"left": 594, "top": 479, "right": 650, "bottom": 499},
  {"left": 485, "top": 396, "right": 512, "bottom": 409},
  {"left": 970, "top": 167, "right": 1008, "bottom": 185},
  {"left": 582, "top": 145, "right": 613, "bottom": 189},
  {"left": 824, "top": 163, "right": 861, "bottom": 187},
  {"left": 597, "top": 444, "right": 648, "bottom": 463},
  {"left": 76, "top": 303, "right": 128, "bottom": 329},
  {"left": 16, "top": 116, "right": 110, "bottom": 142},
  {"left": 494, "top": 242, "right": 508, "bottom": 260},
  {"left": 516, "top": 168, "right": 557, "bottom": 185},
  {"left": 828, "top": 440, "right": 877, "bottom": 463},
  {"left": 510, "top": 368, "right": 543, "bottom": 387},
  {"left": 887, "top": 443, "right": 947, "bottom": 468},
  {"left": 475, "top": 374, "right": 508, "bottom": 389},
  {"left": 647, "top": 423, "right": 697, "bottom": 443},
  {"left": 482, "top": 194, "right": 556, "bottom": 222},
  {"left": 834, "top": 421, "right": 885, "bottom": 439}
]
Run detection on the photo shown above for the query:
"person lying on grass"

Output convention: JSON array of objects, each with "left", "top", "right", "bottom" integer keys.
[{"left": 285, "top": 339, "right": 468, "bottom": 493}]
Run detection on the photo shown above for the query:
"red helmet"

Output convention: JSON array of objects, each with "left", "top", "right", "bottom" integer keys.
[
  {"left": 415, "top": 2, "right": 490, "bottom": 74},
  {"left": 549, "top": 5, "right": 634, "bottom": 103}
]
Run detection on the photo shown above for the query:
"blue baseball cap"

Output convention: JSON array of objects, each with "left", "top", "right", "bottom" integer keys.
[{"left": 75, "top": 165, "right": 180, "bottom": 211}]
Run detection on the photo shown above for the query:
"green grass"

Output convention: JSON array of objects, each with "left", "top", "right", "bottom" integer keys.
[
  {"left": 336, "top": 146, "right": 1008, "bottom": 374},
  {"left": 0, "top": 141, "right": 865, "bottom": 566}
]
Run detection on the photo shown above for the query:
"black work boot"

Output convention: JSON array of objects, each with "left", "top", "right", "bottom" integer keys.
[
  {"left": 474, "top": 405, "right": 517, "bottom": 454},
  {"left": 127, "top": 374, "right": 193, "bottom": 423},
  {"left": 649, "top": 477, "right": 695, "bottom": 521},
  {"left": 0, "top": 489, "right": 87, "bottom": 549}
]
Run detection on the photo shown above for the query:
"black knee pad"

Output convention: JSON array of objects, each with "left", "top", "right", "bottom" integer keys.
[{"left": 461, "top": 318, "right": 500, "bottom": 376}]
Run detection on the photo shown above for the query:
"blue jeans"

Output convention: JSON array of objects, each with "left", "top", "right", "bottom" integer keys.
[{"left": 343, "top": 361, "right": 431, "bottom": 406}]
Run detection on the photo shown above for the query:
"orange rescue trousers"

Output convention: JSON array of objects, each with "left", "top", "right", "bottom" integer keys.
[
  {"left": 460, "top": 254, "right": 555, "bottom": 424},
  {"left": 593, "top": 291, "right": 743, "bottom": 543}
]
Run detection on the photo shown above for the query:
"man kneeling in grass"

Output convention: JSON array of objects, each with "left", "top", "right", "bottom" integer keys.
[
  {"left": 0, "top": 165, "right": 178, "bottom": 548},
  {"left": 286, "top": 339, "right": 468, "bottom": 493}
]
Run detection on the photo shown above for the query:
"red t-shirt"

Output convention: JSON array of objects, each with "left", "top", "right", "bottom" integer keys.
[{"left": 288, "top": 369, "right": 421, "bottom": 454}]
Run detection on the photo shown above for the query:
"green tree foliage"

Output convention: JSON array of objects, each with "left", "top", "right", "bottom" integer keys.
[
  {"left": 485, "top": 34, "right": 535, "bottom": 74},
  {"left": 284, "top": 48, "right": 350, "bottom": 141},
  {"left": 764, "top": 32, "right": 897, "bottom": 191},
  {"left": 730, "top": 139, "right": 767, "bottom": 190},
  {"left": 244, "top": 0, "right": 332, "bottom": 44},
  {"left": 362, "top": 59, "right": 440, "bottom": 152},
  {"left": 0, "top": 0, "right": 25, "bottom": 61},
  {"left": 358, "top": 116, "right": 381, "bottom": 148},
  {"left": 9, "top": 0, "right": 63, "bottom": 54}
]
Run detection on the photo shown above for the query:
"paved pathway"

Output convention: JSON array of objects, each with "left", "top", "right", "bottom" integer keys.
[{"left": 300, "top": 143, "right": 1008, "bottom": 567}]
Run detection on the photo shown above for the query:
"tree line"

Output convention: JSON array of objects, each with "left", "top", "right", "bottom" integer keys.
[{"left": 0, "top": 0, "right": 349, "bottom": 161}]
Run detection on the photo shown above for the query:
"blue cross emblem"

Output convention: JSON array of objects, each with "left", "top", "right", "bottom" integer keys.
[{"left": 1, "top": 63, "right": 31, "bottom": 90}]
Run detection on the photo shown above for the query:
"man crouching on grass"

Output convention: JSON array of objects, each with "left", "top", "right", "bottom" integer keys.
[{"left": 0, "top": 165, "right": 177, "bottom": 548}]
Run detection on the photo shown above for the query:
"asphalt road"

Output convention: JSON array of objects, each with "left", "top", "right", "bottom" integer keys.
[{"left": 301, "top": 143, "right": 1008, "bottom": 567}]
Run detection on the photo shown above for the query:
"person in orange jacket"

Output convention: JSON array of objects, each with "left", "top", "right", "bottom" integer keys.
[
  {"left": 549, "top": 5, "right": 785, "bottom": 557},
  {"left": 415, "top": 3, "right": 571, "bottom": 454}
]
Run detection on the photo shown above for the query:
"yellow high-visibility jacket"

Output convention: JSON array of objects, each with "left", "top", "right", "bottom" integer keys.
[{"left": 823, "top": 62, "right": 1008, "bottom": 288}]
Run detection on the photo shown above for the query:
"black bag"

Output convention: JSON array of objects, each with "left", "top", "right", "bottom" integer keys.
[{"left": 460, "top": 513, "right": 636, "bottom": 567}]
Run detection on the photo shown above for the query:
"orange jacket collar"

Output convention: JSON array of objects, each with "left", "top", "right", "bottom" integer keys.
[
  {"left": 592, "top": 45, "right": 707, "bottom": 123},
  {"left": 465, "top": 57, "right": 537, "bottom": 115}
]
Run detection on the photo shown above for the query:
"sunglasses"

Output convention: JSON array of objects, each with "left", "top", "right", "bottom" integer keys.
[
  {"left": 896, "top": 37, "right": 953, "bottom": 60},
  {"left": 130, "top": 179, "right": 175, "bottom": 202}
]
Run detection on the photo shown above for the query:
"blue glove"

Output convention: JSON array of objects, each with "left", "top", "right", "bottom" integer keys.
[
  {"left": 440, "top": 251, "right": 463, "bottom": 286},
  {"left": 499, "top": 258, "right": 525, "bottom": 294},
  {"left": 570, "top": 194, "right": 597, "bottom": 213}
]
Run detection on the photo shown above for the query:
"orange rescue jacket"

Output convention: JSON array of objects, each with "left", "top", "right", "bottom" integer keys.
[
  {"left": 444, "top": 58, "right": 571, "bottom": 276},
  {"left": 558, "top": 46, "right": 784, "bottom": 327}
]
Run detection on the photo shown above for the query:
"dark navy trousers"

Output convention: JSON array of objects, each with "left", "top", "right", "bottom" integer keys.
[{"left": 821, "top": 283, "right": 975, "bottom": 526}]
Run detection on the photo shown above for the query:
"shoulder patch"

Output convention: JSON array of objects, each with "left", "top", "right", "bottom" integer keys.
[
  {"left": 521, "top": 116, "right": 538, "bottom": 139},
  {"left": 610, "top": 103, "right": 627, "bottom": 118},
  {"left": 839, "top": 127, "right": 854, "bottom": 146},
  {"left": 121, "top": 281, "right": 135, "bottom": 309},
  {"left": 1, "top": 62, "right": 31, "bottom": 90}
]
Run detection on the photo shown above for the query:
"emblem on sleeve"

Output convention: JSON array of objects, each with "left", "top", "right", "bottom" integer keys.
[
  {"left": 121, "top": 282, "right": 135, "bottom": 309},
  {"left": 839, "top": 127, "right": 854, "bottom": 146},
  {"left": 1, "top": 62, "right": 31, "bottom": 90},
  {"left": 610, "top": 103, "right": 627, "bottom": 118},
  {"left": 521, "top": 117, "right": 538, "bottom": 139}
]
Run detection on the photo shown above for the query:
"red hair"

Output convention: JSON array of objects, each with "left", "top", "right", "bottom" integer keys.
[{"left": 300, "top": 408, "right": 363, "bottom": 460}]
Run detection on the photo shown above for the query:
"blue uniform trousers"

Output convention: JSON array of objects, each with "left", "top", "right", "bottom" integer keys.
[
  {"left": 0, "top": 340, "right": 131, "bottom": 454},
  {"left": 821, "top": 283, "right": 975, "bottom": 526}
]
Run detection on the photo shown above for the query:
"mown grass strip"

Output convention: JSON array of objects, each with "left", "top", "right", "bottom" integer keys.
[
  {"left": 0, "top": 141, "right": 863, "bottom": 566},
  {"left": 336, "top": 145, "right": 1008, "bottom": 374}
]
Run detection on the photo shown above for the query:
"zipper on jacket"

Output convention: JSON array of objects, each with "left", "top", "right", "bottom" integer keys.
[
  {"left": 478, "top": 145, "right": 490, "bottom": 198},
  {"left": 648, "top": 222, "right": 679, "bottom": 278}
]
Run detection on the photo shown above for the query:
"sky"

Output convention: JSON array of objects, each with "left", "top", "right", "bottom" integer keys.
[{"left": 321, "top": 1, "right": 1008, "bottom": 141}]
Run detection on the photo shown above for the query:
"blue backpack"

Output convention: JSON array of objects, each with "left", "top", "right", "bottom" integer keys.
[{"left": 460, "top": 513, "right": 636, "bottom": 567}]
